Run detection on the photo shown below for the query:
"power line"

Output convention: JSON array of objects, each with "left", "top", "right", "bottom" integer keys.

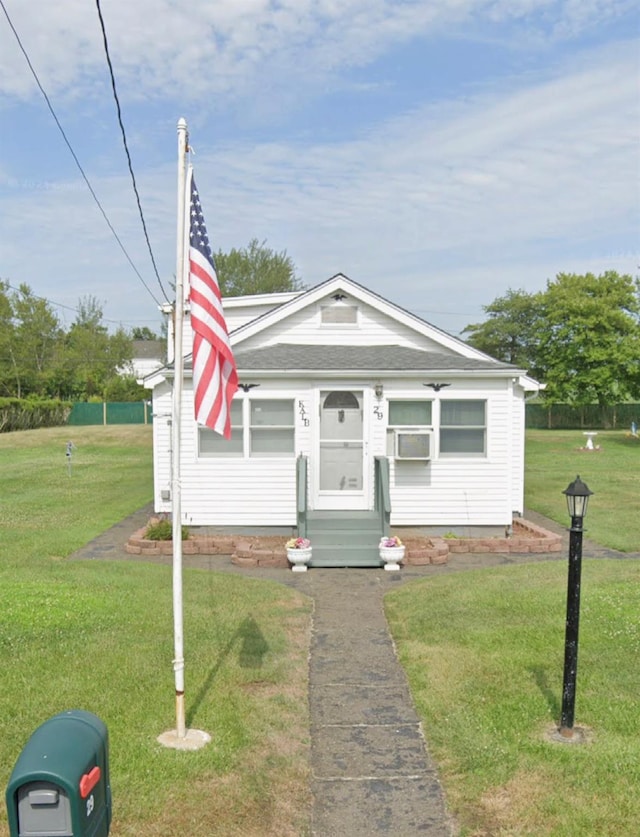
[
  {"left": 1, "top": 280, "right": 164, "bottom": 330},
  {"left": 0, "top": 0, "right": 163, "bottom": 308},
  {"left": 94, "top": 0, "right": 170, "bottom": 304}
]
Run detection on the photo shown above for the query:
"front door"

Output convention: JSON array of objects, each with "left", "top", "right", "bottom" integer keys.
[{"left": 314, "top": 389, "right": 369, "bottom": 510}]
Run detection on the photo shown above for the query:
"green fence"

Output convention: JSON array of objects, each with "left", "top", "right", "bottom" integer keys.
[
  {"left": 68, "top": 401, "right": 153, "bottom": 426},
  {"left": 526, "top": 403, "right": 640, "bottom": 430}
]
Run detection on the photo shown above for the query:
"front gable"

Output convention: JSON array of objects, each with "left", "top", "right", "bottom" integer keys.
[{"left": 230, "top": 274, "right": 497, "bottom": 363}]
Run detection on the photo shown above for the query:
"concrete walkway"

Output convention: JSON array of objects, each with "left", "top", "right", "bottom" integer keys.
[
  {"left": 301, "top": 569, "right": 455, "bottom": 836},
  {"left": 71, "top": 505, "right": 639, "bottom": 836}
]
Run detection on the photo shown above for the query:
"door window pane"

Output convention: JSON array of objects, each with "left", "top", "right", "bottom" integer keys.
[{"left": 319, "top": 442, "right": 363, "bottom": 490}]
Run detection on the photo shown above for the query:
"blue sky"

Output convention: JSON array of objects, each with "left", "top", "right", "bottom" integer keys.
[{"left": 0, "top": 0, "right": 638, "bottom": 337}]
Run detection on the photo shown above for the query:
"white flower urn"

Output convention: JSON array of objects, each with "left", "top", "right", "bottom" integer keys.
[
  {"left": 379, "top": 545, "right": 405, "bottom": 571},
  {"left": 287, "top": 547, "right": 312, "bottom": 572}
]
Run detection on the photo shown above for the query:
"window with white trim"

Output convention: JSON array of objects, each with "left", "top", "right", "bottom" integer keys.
[
  {"left": 198, "top": 400, "right": 243, "bottom": 456},
  {"left": 386, "top": 400, "right": 432, "bottom": 455},
  {"left": 250, "top": 400, "right": 295, "bottom": 456},
  {"left": 199, "top": 398, "right": 295, "bottom": 457},
  {"left": 439, "top": 400, "right": 486, "bottom": 456}
]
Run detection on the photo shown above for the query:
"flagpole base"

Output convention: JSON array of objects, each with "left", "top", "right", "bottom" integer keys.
[{"left": 157, "top": 728, "right": 211, "bottom": 751}]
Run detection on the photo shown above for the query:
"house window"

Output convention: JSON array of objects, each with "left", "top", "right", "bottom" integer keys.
[
  {"left": 388, "top": 400, "right": 432, "bottom": 426},
  {"left": 199, "top": 399, "right": 295, "bottom": 457},
  {"left": 386, "top": 400, "right": 432, "bottom": 455},
  {"left": 440, "top": 400, "right": 486, "bottom": 456},
  {"left": 250, "top": 400, "right": 295, "bottom": 456},
  {"left": 198, "top": 401, "right": 243, "bottom": 456}
]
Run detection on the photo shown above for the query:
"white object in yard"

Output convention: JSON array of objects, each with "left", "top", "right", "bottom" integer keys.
[
  {"left": 583, "top": 432, "right": 598, "bottom": 450},
  {"left": 380, "top": 545, "right": 405, "bottom": 571},
  {"left": 287, "top": 547, "right": 312, "bottom": 572}
]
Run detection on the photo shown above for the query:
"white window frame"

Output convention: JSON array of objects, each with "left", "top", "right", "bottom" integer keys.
[
  {"left": 386, "top": 399, "right": 433, "bottom": 457},
  {"left": 198, "top": 397, "right": 295, "bottom": 458},
  {"left": 439, "top": 399, "right": 487, "bottom": 457}
]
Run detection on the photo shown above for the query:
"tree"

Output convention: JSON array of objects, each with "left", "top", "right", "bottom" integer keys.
[
  {"left": 0, "top": 280, "right": 15, "bottom": 396},
  {"left": 103, "top": 374, "right": 147, "bottom": 402},
  {"left": 214, "top": 238, "right": 303, "bottom": 296},
  {"left": 131, "top": 326, "right": 159, "bottom": 340},
  {"left": 462, "top": 288, "right": 543, "bottom": 369},
  {"left": 536, "top": 271, "right": 640, "bottom": 408},
  {"left": 8, "top": 283, "right": 63, "bottom": 398},
  {"left": 463, "top": 271, "right": 640, "bottom": 408},
  {"left": 64, "top": 296, "right": 133, "bottom": 399}
]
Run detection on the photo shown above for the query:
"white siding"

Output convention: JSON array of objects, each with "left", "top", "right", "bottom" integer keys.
[
  {"left": 150, "top": 279, "right": 529, "bottom": 528},
  {"left": 152, "top": 375, "right": 522, "bottom": 528},
  {"left": 154, "top": 378, "right": 312, "bottom": 525},
  {"left": 386, "top": 379, "right": 515, "bottom": 527},
  {"left": 510, "top": 388, "right": 526, "bottom": 516},
  {"left": 152, "top": 382, "right": 173, "bottom": 512},
  {"left": 236, "top": 295, "right": 456, "bottom": 353}
]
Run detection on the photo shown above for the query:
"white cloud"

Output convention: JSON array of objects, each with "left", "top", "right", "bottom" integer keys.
[
  {"left": 1, "top": 0, "right": 636, "bottom": 104},
  {"left": 0, "top": 1, "right": 637, "bottom": 337}
]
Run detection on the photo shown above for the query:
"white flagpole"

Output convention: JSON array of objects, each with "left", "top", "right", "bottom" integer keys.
[
  {"left": 171, "top": 117, "right": 188, "bottom": 739},
  {"left": 158, "top": 119, "right": 210, "bottom": 751}
]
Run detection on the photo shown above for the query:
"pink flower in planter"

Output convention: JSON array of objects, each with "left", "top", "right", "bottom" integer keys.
[
  {"left": 286, "top": 537, "right": 311, "bottom": 549},
  {"left": 380, "top": 536, "right": 403, "bottom": 548}
]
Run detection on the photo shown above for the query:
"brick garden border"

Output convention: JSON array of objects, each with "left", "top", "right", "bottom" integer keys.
[{"left": 126, "top": 517, "right": 562, "bottom": 569}]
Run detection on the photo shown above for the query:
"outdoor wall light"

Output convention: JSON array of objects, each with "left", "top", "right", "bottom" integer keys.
[
  {"left": 558, "top": 474, "right": 594, "bottom": 740},
  {"left": 562, "top": 474, "right": 593, "bottom": 523},
  {"left": 374, "top": 383, "right": 384, "bottom": 400}
]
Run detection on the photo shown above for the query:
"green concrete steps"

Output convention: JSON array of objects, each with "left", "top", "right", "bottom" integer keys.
[{"left": 305, "top": 511, "right": 383, "bottom": 568}]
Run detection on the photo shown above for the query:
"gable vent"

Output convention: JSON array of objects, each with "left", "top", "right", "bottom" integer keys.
[{"left": 321, "top": 305, "right": 358, "bottom": 324}]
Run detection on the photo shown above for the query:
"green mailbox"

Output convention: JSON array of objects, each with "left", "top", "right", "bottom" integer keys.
[{"left": 5, "top": 709, "right": 111, "bottom": 837}]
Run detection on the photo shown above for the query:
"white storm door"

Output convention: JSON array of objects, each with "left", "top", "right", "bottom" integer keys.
[{"left": 314, "top": 389, "right": 369, "bottom": 510}]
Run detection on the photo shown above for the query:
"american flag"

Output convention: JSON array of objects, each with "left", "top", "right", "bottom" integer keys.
[{"left": 188, "top": 171, "right": 238, "bottom": 438}]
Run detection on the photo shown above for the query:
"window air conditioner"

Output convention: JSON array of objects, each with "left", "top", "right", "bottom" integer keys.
[{"left": 395, "top": 431, "right": 431, "bottom": 460}]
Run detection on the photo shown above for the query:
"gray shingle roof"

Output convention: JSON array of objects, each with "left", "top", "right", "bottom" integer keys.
[{"left": 231, "top": 344, "right": 517, "bottom": 372}]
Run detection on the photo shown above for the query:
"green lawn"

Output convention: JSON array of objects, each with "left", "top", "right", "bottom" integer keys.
[
  {"left": 0, "top": 426, "right": 311, "bottom": 837},
  {"left": 1, "top": 425, "right": 637, "bottom": 836},
  {"left": 386, "top": 428, "right": 640, "bottom": 836},
  {"left": 525, "top": 429, "right": 639, "bottom": 552}
]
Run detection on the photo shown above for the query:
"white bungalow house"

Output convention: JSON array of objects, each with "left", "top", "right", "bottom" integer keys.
[{"left": 144, "top": 274, "right": 540, "bottom": 566}]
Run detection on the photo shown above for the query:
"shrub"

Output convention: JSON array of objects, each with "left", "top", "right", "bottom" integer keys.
[
  {"left": 0, "top": 398, "right": 72, "bottom": 433},
  {"left": 144, "top": 519, "right": 189, "bottom": 541}
]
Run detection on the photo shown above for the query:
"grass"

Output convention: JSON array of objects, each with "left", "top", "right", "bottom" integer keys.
[
  {"left": 1, "top": 424, "right": 637, "bottom": 835},
  {"left": 0, "top": 426, "right": 312, "bottom": 837},
  {"left": 385, "top": 561, "right": 640, "bottom": 836},
  {"left": 525, "top": 429, "right": 640, "bottom": 552},
  {"left": 385, "top": 428, "right": 640, "bottom": 835}
]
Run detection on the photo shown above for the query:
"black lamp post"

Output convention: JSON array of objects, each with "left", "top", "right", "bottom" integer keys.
[{"left": 559, "top": 475, "right": 593, "bottom": 738}]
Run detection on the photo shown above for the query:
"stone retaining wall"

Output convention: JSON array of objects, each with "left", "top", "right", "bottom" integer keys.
[{"left": 126, "top": 517, "right": 562, "bottom": 569}]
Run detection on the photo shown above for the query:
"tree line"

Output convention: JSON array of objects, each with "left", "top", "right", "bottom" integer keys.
[
  {"left": 0, "top": 240, "right": 301, "bottom": 403},
  {"left": 5, "top": 257, "right": 634, "bottom": 411},
  {"left": 462, "top": 271, "right": 640, "bottom": 408},
  {"left": 0, "top": 281, "right": 141, "bottom": 402}
]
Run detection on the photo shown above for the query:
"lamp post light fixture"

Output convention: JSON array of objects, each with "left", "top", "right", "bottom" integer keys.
[{"left": 559, "top": 474, "right": 593, "bottom": 739}]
